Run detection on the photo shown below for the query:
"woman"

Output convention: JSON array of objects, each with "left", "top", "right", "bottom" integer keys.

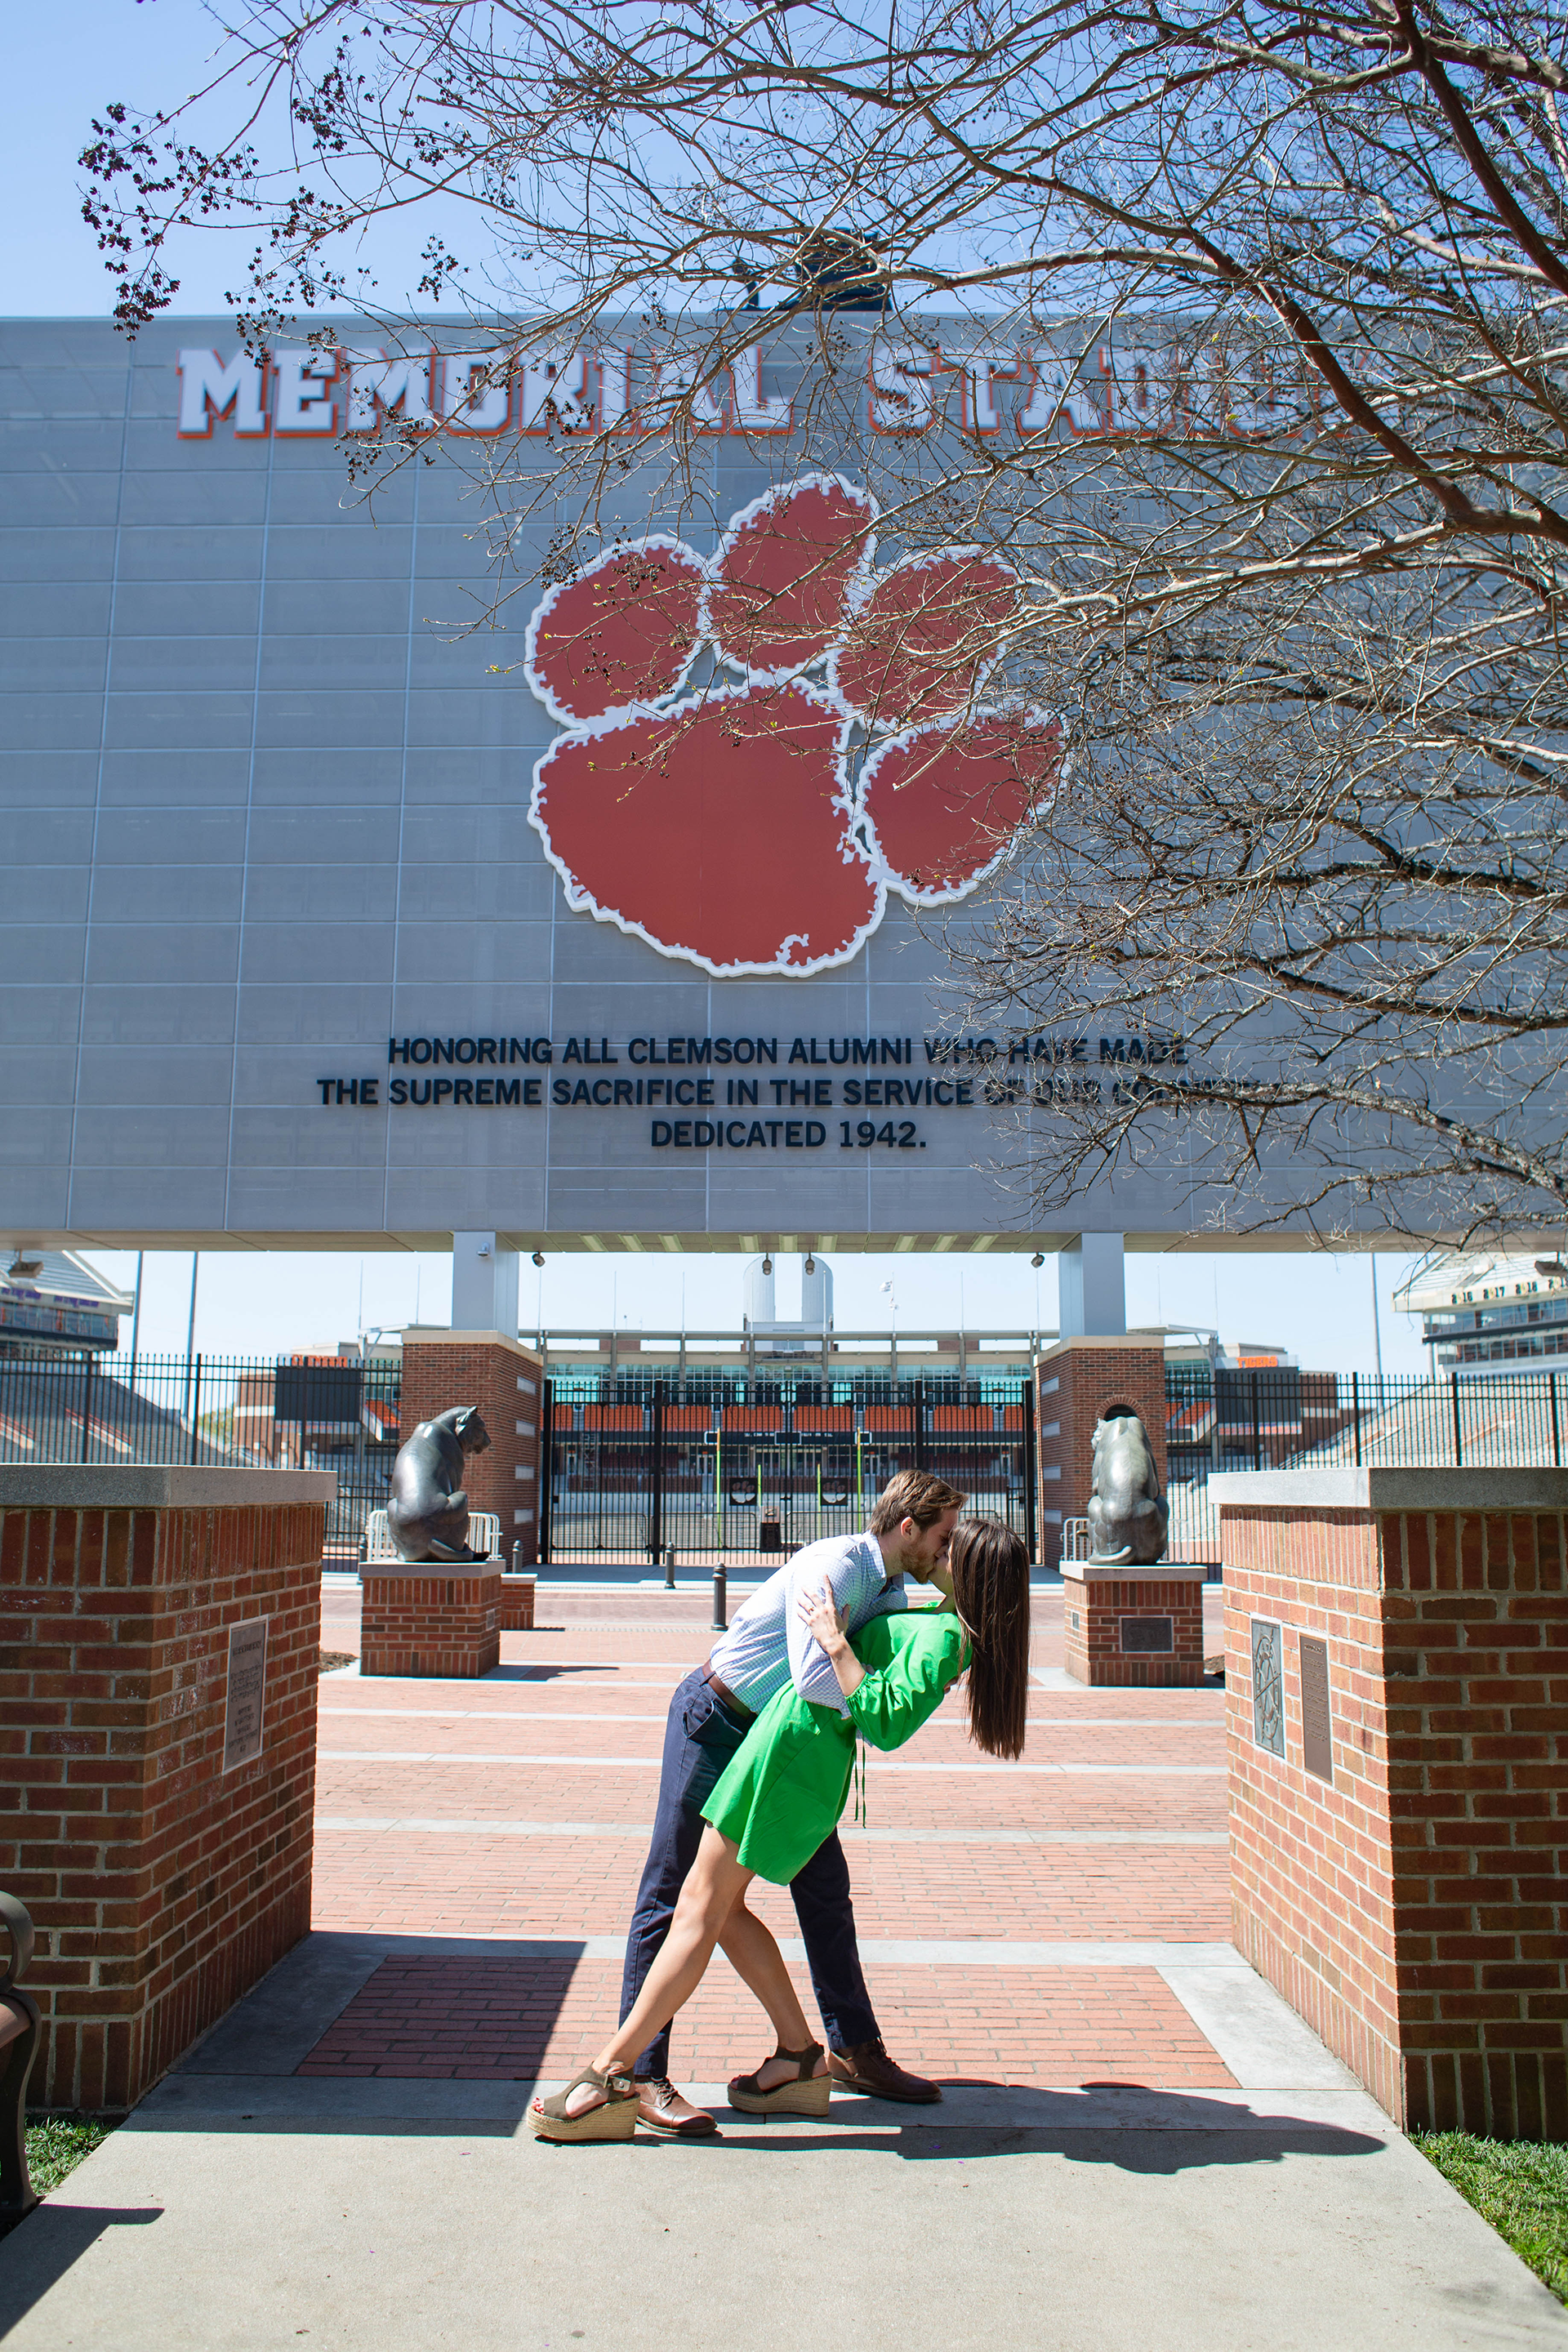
[{"left": 530, "top": 1516, "right": 1031, "bottom": 2141}]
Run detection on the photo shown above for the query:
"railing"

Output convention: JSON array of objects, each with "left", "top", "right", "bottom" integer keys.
[
  {"left": 0, "top": 1349, "right": 401, "bottom": 1557},
  {"left": 1164, "top": 1365, "right": 1566, "bottom": 1561},
  {"left": 11, "top": 1347, "right": 1558, "bottom": 1577},
  {"left": 0, "top": 1348, "right": 1037, "bottom": 1569},
  {"left": 362, "top": 1507, "right": 503, "bottom": 1563}
]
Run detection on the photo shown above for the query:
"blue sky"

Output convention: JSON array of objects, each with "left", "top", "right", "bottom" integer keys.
[
  {"left": 7, "top": 0, "right": 449, "bottom": 316},
  {"left": 11, "top": 4, "right": 1431, "bottom": 1373},
  {"left": 10, "top": 2, "right": 238, "bottom": 314},
  {"left": 83, "top": 1245, "right": 1427, "bottom": 1375}
]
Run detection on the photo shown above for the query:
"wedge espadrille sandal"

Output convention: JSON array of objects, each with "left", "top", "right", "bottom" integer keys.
[
  {"left": 726, "top": 2040, "right": 831, "bottom": 2118},
  {"left": 529, "top": 2063, "right": 640, "bottom": 2143}
]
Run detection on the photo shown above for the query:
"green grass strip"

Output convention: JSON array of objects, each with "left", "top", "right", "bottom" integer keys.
[
  {"left": 23, "top": 2116, "right": 115, "bottom": 2198},
  {"left": 1415, "top": 2132, "right": 1568, "bottom": 2307}
]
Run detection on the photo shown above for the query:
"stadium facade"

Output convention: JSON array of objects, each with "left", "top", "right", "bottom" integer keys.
[{"left": 0, "top": 316, "right": 1423, "bottom": 1328}]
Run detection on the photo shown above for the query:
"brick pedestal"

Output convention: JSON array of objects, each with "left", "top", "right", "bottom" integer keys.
[
  {"left": 1063, "top": 1563, "right": 1207, "bottom": 1686},
  {"left": 399, "top": 1327, "right": 542, "bottom": 1566},
  {"left": 1218, "top": 1467, "right": 1568, "bottom": 2140},
  {"left": 1036, "top": 1337, "right": 1168, "bottom": 1571},
  {"left": 499, "top": 1574, "right": 536, "bottom": 1632},
  {"left": 0, "top": 1466, "right": 333, "bottom": 2113},
  {"left": 359, "top": 1566, "right": 501, "bottom": 1677}
]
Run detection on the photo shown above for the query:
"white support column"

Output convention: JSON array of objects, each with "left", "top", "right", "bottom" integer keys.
[
  {"left": 1058, "top": 1232, "right": 1126, "bottom": 1337},
  {"left": 451, "top": 1232, "right": 519, "bottom": 1334}
]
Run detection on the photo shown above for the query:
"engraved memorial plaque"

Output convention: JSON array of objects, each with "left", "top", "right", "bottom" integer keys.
[
  {"left": 1298, "top": 1633, "right": 1334, "bottom": 1784},
  {"left": 1120, "top": 1616, "right": 1174, "bottom": 1654},
  {"left": 223, "top": 1618, "right": 269, "bottom": 1773},
  {"left": 1251, "top": 1618, "right": 1285, "bottom": 1756}
]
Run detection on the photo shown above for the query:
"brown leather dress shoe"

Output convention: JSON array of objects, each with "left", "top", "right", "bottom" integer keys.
[
  {"left": 827, "top": 2038, "right": 942, "bottom": 2103},
  {"left": 635, "top": 2076, "right": 719, "bottom": 2137}
]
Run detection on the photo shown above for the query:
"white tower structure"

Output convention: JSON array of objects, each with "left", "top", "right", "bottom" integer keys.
[
  {"left": 801, "top": 1254, "right": 834, "bottom": 1330},
  {"left": 742, "top": 1254, "right": 776, "bottom": 1330}
]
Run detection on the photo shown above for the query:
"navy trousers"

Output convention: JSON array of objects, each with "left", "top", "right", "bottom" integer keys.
[{"left": 617, "top": 1664, "right": 880, "bottom": 2079}]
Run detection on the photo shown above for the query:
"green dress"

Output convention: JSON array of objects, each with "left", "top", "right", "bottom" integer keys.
[{"left": 702, "top": 1611, "right": 968, "bottom": 1884}]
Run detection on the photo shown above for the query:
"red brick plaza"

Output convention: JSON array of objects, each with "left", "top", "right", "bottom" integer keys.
[{"left": 310, "top": 1575, "right": 1236, "bottom": 2091}]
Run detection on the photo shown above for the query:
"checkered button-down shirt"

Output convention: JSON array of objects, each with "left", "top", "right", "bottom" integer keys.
[{"left": 707, "top": 1528, "right": 908, "bottom": 1716}]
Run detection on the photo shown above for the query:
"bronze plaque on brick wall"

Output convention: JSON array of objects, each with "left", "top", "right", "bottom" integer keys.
[
  {"left": 1120, "top": 1616, "right": 1174, "bottom": 1653},
  {"left": 223, "top": 1617, "right": 269, "bottom": 1772},
  {"left": 1298, "top": 1633, "right": 1334, "bottom": 1784},
  {"left": 1251, "top": 1618, "right": 1285, "bottom": 1756}
]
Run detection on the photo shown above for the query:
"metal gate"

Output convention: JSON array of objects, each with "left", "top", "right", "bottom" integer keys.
[{"left": 540, "top": 1384, "right": 1036, "bottom": 1566}]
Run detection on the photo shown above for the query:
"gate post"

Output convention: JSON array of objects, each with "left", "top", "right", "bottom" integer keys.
[
  {"left": 1022, "top": 1383, "right": 1037, "bottom": 1566},
  {"left": 648, "top": 1391, "right": 664, "bottom": 1566},
  {"left": 0, "top": 1465, "right": 332, "bottom": 2109},
  {"left": 537, "top": 1381, "right": 555, "bottom": 1566},
  {"left": 1219, "top": 1464, "right": 1568, "bottom": 2137}
]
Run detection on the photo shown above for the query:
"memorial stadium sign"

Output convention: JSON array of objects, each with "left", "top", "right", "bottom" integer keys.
[{"left": 172, "top": 338, "right": 1245, "bottom": 445}]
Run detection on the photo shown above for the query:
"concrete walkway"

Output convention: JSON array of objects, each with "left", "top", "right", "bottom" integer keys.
[
  {"left": 2, "top": 1947, "right": 1562, "bottom": 2352},
  {"left": 2, "top": 1576, "right": 1564, "bottom": 2349}
]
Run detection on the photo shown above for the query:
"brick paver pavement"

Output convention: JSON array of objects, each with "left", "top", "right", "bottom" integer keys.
[
  {"left": 310, "top": 1575, "right": 1235, "bottom": 2090},
  {"left": 298, "top": 1954, "right": 1232, "bottom": 2091}
]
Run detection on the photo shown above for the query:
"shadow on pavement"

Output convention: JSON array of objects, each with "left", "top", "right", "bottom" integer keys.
[
  {"left": 480, "top": 1664, "right": 641, "bottom": 1681},
  {"left": 123, "top": 2101, "right": 1387, "bottom": 2171},
  {"left": 622, "top": 2096, "right": 1388, "bottom": 2172},
  {"left": 0, "top": 2204, "right": 162, "bottom": 2331}
]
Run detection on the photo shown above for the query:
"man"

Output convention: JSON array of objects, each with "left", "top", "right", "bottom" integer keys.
[{"left": 617, "top": 1468, "right": 966, "bottom": 2136}]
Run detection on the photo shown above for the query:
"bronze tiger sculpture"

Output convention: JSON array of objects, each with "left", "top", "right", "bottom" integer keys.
[{"left": 386, "top": 1404, "right": 492, "bottom": 1563}]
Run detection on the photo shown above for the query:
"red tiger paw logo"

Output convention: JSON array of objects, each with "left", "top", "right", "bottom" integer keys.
[{"left": 526, "top": 475, "right": 1058, "bottom": 975}]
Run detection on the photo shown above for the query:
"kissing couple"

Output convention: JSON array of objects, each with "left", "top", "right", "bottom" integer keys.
[{"left": 531, "top": 1468, "right": 1031, "bottom": 2140}]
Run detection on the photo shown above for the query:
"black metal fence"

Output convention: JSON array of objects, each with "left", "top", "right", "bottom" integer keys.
[
  {"left": 538, "top": 1381, "right": 1037, "bottom": 1566},
  {"left": 6, "top": 1345, "right": 1564, "bottom": 1573},
  {"left": 0, "top": 1350, "right": 401, "bottom": 1557},
  {"left": 1163, "top": 1365, "right": 1566, "bottom": 1558}
]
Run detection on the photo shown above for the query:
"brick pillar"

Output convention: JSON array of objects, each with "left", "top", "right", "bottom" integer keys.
[
  {"left": 1035, "top": 1336, "right": 1168, "bottom": 1571},
  {"left": 0, "top": 1466, "right": 332, "bottom": 2114},
  {"left": 1218, "top": 1466, "right": 1568, "bottom": 2140},
  {"left": 398, "top": 1327, "right": 542, "bottom": 1566}
]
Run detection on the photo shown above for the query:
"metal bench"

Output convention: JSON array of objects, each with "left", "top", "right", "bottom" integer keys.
[
  {"left": 1, "top": 1891, "right": 41, "bottom": 2226},
  {"left": 361, "top": 1508, "right": 502, "bottom": 1563}
]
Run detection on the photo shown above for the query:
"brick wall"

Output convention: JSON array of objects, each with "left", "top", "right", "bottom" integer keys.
[
  {"left": 0, "top": 1467, "right": 333, "bottom": 2113},
  {"left": 1063, "top": 1566, "right": 1206, "bottom": 1687},
  {"left": 1036, "top": 1338, "right": 1168, "bottom": 1570},
  {"left": 360, "top": 1566, "right": 502, "bottom": 1677},
  {"left": 1220, "top": 1468, "right": 1567, "bottom": 2139},
  {"left": 399, "top": 1328, "right": 542, "bottom": 1566}
]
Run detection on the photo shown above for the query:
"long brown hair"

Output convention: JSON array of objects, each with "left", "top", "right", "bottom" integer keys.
[{"left": 949, "top": 1517, "right": 1031, "bottom": 1761}]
